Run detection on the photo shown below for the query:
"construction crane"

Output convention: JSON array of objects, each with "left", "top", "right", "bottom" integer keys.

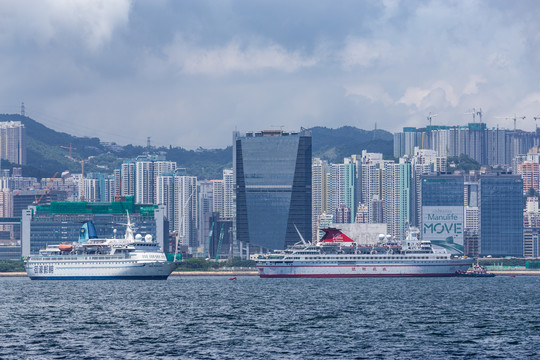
[
  {"left": 427, "top": 112, "right": 438, "bottom": 127},
  {"left": 496, "top": 114, "right": 524, "bottom": 131},
  {"left": 464, "top": 108, "right": 483, "bottom": 123},
  {"left": 35, "top": 172, "right": 58, "bottom": 205},
  {"left": 464, "top": 108, "right": 477, "bottom": 122},
  {"left": 60, "top": 144, "right": 76, "bottom": 161},
  {"left": 519, "top": 115, "right": 526, "bottom": 130},
  {"left": 476, "top": 108, "right": 483, "bottom": 123}
]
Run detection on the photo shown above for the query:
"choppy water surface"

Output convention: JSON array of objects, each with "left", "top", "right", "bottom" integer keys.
[{"left": 0, "top": 276, "right": 538, "bottom": 359}]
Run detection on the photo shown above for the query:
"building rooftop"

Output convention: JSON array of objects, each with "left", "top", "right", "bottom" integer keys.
[{"left": 35, "top": 196, "right": 157, "bottom": 217}]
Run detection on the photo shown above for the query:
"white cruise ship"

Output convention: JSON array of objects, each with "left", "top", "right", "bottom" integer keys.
[
  {"left": 256, "top": 227, "right": 473, "bottom": 278},
  {"left": 24, "top": 216, "right": 177, "bottom": 280}
]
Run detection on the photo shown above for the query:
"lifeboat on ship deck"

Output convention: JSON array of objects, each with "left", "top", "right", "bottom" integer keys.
[{"left": 58, "top": 244, "right": 73, "bottom": 252}]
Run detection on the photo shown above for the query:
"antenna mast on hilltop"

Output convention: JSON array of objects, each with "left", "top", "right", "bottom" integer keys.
[{"left": 20, "top": 102, "right": 25, "bottom": 116}]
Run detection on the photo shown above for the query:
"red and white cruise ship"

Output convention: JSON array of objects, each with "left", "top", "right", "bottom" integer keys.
[{"left": 256, "top": 227, "right": 473, "bottom": 278}]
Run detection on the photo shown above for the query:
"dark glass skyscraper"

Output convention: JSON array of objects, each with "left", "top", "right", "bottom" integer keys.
[
  {"left": 479, "top": 174, "right": 523, "bottom": 257},
  {"left": 234, "top": 130, "right": 311, "bottom": 250}
]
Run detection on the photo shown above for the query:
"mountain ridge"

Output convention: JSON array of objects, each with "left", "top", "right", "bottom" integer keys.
[{"left": 0, "top": 114, "right": 394, "bottom": 180}]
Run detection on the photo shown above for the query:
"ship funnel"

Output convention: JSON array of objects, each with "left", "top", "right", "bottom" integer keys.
[{"left": 78, "top": 221, "right": 98, "bottom": 244}]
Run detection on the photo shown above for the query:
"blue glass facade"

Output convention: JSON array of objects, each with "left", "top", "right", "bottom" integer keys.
[
  {"left": 479, "top": 174, "right": 523, "bottom": 257},
  {"left": 235, "top": 130, "right": 311, "bottom": 250},
  {"left": 421, "top": 175, "right": 464, "bottom": 206}
]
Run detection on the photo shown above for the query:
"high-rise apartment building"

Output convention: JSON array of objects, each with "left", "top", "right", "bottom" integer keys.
[
  {"left": 355, "top": 203, "right": 369, "bottom": 223},
  {"left": 394, "top": 124, "right": 540, "bottom": 167},
  {"left": 330, "top": 163, "right": 345, "bottom": 215},
  {"left": 174, "top": 175, "right": 198, "bottom": 248},
  {"left": 210, "top": 169, "right": 234, "bottom": 220},
  {"left": 410, "top": 147, "right": 448, "bottom": 227},
  {"left": 0, "top": 188, "right": 13, "bottom": 232},
  {"left": 334, "top": 204, "right": 351, "bottom": 223},
  {"left": 135, "top": 159, "right": 155, "bottom": 204},
  {"left": 0, "top": 121, "right": 26, "bottom": 165},
  {"left": 383, "top": 160, "right": 410, "bottom": 240},
  {"left": 234, "top": 129, "right": 311, "bottom": 250},
  {"left": 343, "top": 158, "right": 356, "bottom": 221},
  {"left": 523, "top": 197, "right": 540, "bottom": 257},
  {"left": 121, "top": 161, "right": 135, "bottom": 197},
  {"left": 517, "top": 160, "right": 540, "bottom": 195},
  {"left": 101, "top": 175, "right": 116, "bottom": 203},
  {"left": 358, "top": 152, "right": 389, "bottom": 224},
  {"left": 211, "top": 180, "right": 224, "bottom": 216},
  {"left": 223, "top": 169, "right": 234, "bottom": 219},
  {"left": 81, "top": 178, "right": 100, "bottom": 202},
  {"left": 134, "top": 156, "right": 176, "bottom": 205},
  {"left": 312, "top": 158, "right": 330, "bottom": 240},
  {"left": 156, "top": 173, "right": 174, "bottom": 230}
]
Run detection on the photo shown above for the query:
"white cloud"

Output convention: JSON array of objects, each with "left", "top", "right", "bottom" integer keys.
[
  {"left": 344, "top": 84, "right": 393, "bottom": 105},
  {"left": 0, "top": 0, "right": 131, "bottom": 50},
  {"left": 398, "top": 87, "right": 430, "bottom": 108},
  {"left": 463, "top": 75, "right": 486, "bottom": 95},
  {"left": 164, "top": 35, "right": 318, "bottom": 75},
  {"left": 340, "top": 37, "right": 388, "bottom": 68}
]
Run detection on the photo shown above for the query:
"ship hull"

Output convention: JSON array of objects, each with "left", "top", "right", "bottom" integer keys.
[
  {"left": 258, "top": 260, "right": 473, "bottom": 278},
  {"left": 25, "top": 260, "right": 176, "bottom": 280},
  {"left": 28, "top": 275, "right": 170, "bottom": 280}
]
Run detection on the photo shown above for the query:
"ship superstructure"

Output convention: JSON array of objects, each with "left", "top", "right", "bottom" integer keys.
[
  {"left": 25, "top": 215, "right": 176, "bottom": 280},
  {"left": 256, "top": 227, "right": 473, "bottom": 277}
]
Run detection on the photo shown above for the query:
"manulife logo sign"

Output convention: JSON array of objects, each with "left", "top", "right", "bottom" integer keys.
[{"left": 422, "top": 206, "right": 464, "bottom": 253}]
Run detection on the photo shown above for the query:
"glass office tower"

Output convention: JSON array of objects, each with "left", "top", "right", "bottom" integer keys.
[
  {"left": 479, "top": 174, "right": 523, "bottom": 257},
  {"left": 234, "top": 130, "right": 311, "bottom": 250}
]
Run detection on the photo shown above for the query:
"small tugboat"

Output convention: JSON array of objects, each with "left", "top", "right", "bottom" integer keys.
[{"left": 456, "top": 263, "right": 495, "bottom": 277}]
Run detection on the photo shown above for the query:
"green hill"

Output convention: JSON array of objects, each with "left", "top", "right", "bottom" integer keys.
[
  {"left": 0, "top": 114, "right": 394, "bottom": 180},
  {"left": 310, "top": 126, "right": 393, "bottom": 162}
]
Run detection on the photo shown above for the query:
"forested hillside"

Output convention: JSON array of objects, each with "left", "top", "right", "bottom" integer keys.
[{"left": 0, "top": 114, "right": 394, "bottom": 180}]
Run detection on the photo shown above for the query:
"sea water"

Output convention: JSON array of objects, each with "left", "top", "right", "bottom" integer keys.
[{"left": 0, "top": 276, "right": 538, "bottom": 359}]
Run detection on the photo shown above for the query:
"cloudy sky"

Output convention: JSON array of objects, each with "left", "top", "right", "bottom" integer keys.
[{"left": 1, "top": 0, "right": 539, "bottom": 149}]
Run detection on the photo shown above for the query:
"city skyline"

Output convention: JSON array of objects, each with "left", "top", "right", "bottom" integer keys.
[{"left": 1, "top": 1, "right": 540, "bottom": 149}]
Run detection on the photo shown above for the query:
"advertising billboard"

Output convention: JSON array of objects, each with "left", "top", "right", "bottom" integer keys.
[{"left": 422, "top": 206, "right": 464, "bottom": 254}]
